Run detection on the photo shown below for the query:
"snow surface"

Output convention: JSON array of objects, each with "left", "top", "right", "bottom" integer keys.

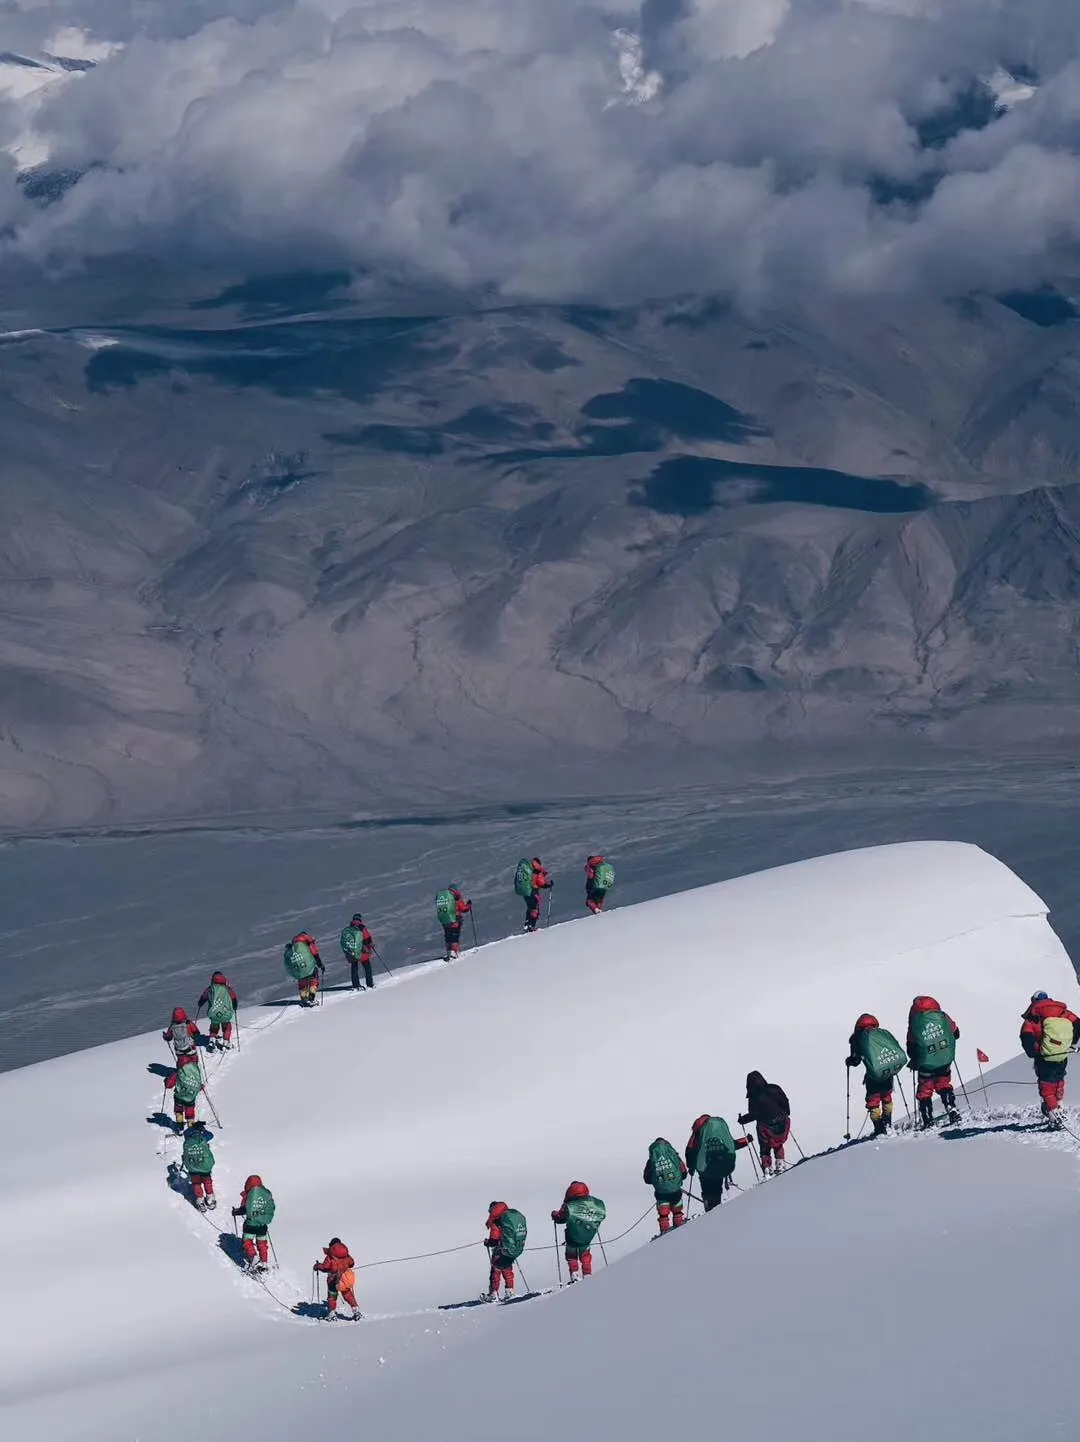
[{"left": 0, "top": 840, "right": 1075, "bottom": 1441}]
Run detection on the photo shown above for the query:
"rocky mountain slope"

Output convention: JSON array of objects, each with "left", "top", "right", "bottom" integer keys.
[{"left": 2, "top": 280, "right": 1080, "bottom": 828}]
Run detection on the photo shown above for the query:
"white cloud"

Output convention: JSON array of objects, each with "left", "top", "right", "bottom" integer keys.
[{"left": 1, "top": 0, "right": 1079, "bottom": 306}]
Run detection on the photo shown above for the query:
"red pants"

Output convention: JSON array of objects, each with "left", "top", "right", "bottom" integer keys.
[
  {"left": 488, "top": 1259, "right": 515, "bottom": 1294},
  {"left": 865, "top": 1087, "right": 893, "bottom": 1115},
  {"left": 566, "top": 1247, "right": 593, "bottom": 1277},
  {"left": 173, "top": 1101, "right": 196, "bottom": 1124},
  {"left": 916, "top": 1070, "right": 953, "bottom": 1101},
  {"left": 656, "top": 1199, "right": 686, "bottom": 1233},
  {"left": 191, "top": 1173, "right": 214, "bottom": 1200},
  {"left": 327, "top": 1279, "right": 358, "bottom": 1311},
  {"left": 209, "top": 1022, "right": 233, "bottom": 1042},
  {"left": 758, "top": 1120, "right": 790, "bottom": 1168},
  {"left": 243, "top": 1233, "right": 269, "bottom": 1265},
  {"left": 1039, "top": 1077, "right": 1067, "bottom": 1110}
]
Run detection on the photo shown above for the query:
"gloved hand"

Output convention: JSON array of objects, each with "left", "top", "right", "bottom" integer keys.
[
  {"left": 845, "top": 1057, "right": 859, "bottom": 1068},
  {"left": 550, "top": 1211, "right": 560, "bottom": 1222}
]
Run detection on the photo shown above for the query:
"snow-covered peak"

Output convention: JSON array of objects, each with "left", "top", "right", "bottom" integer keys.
[
  {"left": 0, "top": 27, "right": 116, "bottom": 170},
  {"left": 0, "top": 842, "right": 1073, "bottom": 1438}
]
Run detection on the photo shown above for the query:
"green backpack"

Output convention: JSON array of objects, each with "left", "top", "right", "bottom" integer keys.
[
  {"left": 861, "top": 1027, "right": 908, "bottom": 1085},
  {"left": 182, "top": 1131, "right": 215, "bottom": 1175},
  {"left": 594, "top": 862, "right": 615, "bottom": 891},
  {"left": 435, "top": 890, "right": 458, "bottom": 927},
  {"left": 283, "top": 940, "right": 316, "bottom": 980},
  {"left": 693, "top": 1117, "right": 738, "bottom": 1182},
  {"left": 207, "top": 983, "right": 235, "bottom": 1025},
  {"left": 339, "top": 926, "right": 364, "bottom": 961},
  {"left": 648, "top": 1139, "right": 684, "bottom": 1195},
  {"left": 514, "top": 859, "right": 534, "bottom": 898},
  {"left": 245, "top": 1185, "right": 276, "bottom": 1228},
  {"left": 497, "top": 1208, "right": 528, "bottom": 1261},
  {"left": 908, "top": 1010, "right": 956, "bottom": 1070},
  {"left": 173, "top": 1061, "right": 203, "bottom": 1106},
  {"left": 564, "top": 1195, "right": 607, "bottom": 1249},
  {"left": 1041, "top": 1015, "right": 1074, "bottom": 1061}
]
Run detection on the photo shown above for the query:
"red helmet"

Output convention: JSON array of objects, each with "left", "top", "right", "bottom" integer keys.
[
  {"left": 172, "top": 1007, "right": 188, "bottom": 1023},
  {"left": 911, "top": 995, "right": 940, "bottom": 1014},
  {"left": 564, "top": 1180, "right": 590, "bottom": 1201},
  {"left": 211, "top": 972, "right": 227, "bottom": 986},
  {"left": 854, "top": 1013, "right": 879, "bottom": 1032},
  {"left": 244, "top": 1174, "right": 262, "bottom": 1190},
  {"left": 487, "top": 1200, "right": 509, "bottom": 1220}
]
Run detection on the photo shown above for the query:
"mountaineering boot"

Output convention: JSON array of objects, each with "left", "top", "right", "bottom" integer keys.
[
  {"left": 206, "top": 1196, "right": 217, "bottom": 1210},
  {"left": 918, "top": 1098, "right": 934, "bottom": 1130},
  {"left": 872, "top": 1117, "right": 888, "bottom": 1137}
]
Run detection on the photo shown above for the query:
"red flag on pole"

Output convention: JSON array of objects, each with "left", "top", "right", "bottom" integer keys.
[{"left": 977, "top": 1048, "right": 989, "bottom": 1064}]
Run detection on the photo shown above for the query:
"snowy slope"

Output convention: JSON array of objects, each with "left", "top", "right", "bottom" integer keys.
[{"left": 0, "top": 841, "right": 1074, "bottom": 1441}]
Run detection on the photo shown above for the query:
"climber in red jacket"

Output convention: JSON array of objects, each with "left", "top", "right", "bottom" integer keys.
[
  {"left": 525, "top": 859, "right": 552, "bottom": 932},
  {"left": 484, "top": 1201, "right": 516, "bottom": 1301},
  {"left": 314, "top": 1237, "right": 360, "bottom": 1320},
  {"left": 1020, "top": 992, "right": 1080, "bottom": 1120},
  {"left": 163, "top": 1007, "right": 201, "bottom": 1060},
  {"left": 584, "top": 855, "right": 607, "bottom": 914},
  {"left": 443, "top": 888, "right": 472, "bottom": 959},
  {"left": 196, "top": 973, "right": 239, "bottom": 1050}
]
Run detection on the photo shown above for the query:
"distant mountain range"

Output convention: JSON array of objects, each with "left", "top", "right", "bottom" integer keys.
[{"left": 1, "top": 277, "right": 1079, "bottom": 829}]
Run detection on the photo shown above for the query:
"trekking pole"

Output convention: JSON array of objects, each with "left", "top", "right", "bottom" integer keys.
[
  {"left": 553, "top": 1223, "right": 563, "bottom": 1286},
  {"left": 269, "top": 1234, "right": 280, "bottom": 1270},
  {"left": 976, "top": 1052, "right": 990, "bottom": 1112},
  {"left": 373, "top": 945, "right": 394, "bottom": 979},
  {"left": 740, "top": 1125, "right": 762, "bottom": 1182},
  {"left": 953, "top": 1061, "right": 973, "bottom": 1110},
  {"left": 545, "top": 886, "right": 555, "bottom": 928},
  {"left": 515, "top": 1259, "right": 532, "bottom": 1295},
  {"left": 160, "top": 1082, "right": 168, "bottom": 1118},
  {"left": 894, "top": 1072, "right": 912, "bottom": 1122},
  {"left": 200, "top": 1083, "right": 223, "bottom": 1128},
  {"left": 790, "top": 1130, "right": 807, "bottom": 1161},
  {"left": 844, "top": 1067, "right": 852, "bottom": 1140},
  {"left": 234, "top": 1016, "right": 241, "bottom": 1054},
  {"left": 597, "top": 1232, "right": 609, "bottom": 1267},
  {"left": 470, "top": 911, "right": 479, "bottom": 950}
]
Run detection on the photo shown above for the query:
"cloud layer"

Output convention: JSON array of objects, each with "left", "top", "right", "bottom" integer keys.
[{"left": 3, "top": 0, "right": 1080, "bottom": 305}]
